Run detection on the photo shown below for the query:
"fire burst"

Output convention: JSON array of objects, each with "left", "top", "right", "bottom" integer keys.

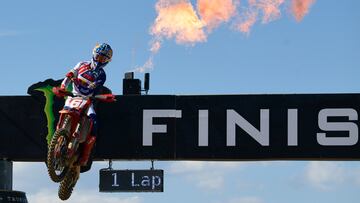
[
  {"left": 134, "top": 0, "right": 316, "bottom": 72},
  {"left": 291, "top": 0, "right": 316, "bottom": 22}
]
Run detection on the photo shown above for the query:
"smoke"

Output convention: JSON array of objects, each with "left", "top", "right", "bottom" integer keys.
[
  {"left": 150, "top": 40, "right": 162, "bottom": 53},
  {"left": 236, "top": 9, "right": 258, "bottom": 34},
  {"left": 134, "top": 0, "right": 316, "bottom": 72},
  {"left": 257, "top": 0, "right": 285, "bottom": 23},
  {"left": 234, "top": 0, "right": 285, "bottom": 34},
  {"left": 132, "top": 39, "right": 160, "bottom": 73},
  {"left": 291, "top": 0, "right": 316, "bottom": 22}
]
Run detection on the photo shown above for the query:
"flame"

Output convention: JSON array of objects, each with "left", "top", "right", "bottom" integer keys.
[
  {"left": 135, "top": 0, "right": 207, "bottom": 73},
  {"left": 134, "top": 0, "right": 316, "bottom": 73},
  {"left": 134, "top": 0, "right": 206, "bottom": 73},
  {"left": 197, "top": 0, "right": 237, "bottom": 31},
  {"left": 236, "top": 10, "right": 258, "bottom": 34},
  {"left": 256, "top": 0, "right": 285, "bottom": 23},
  {"left": 291, "top": 0, "right": 316, "bottom": 22},
  {"left": 150, "top": 0, "right": 206, "bottom": 45}
]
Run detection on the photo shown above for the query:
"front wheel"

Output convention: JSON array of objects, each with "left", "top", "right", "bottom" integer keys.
[
  {"left": 58, "top": 167, "right": 80, "bottom": 201},
  {"left": 47, "top": 128, "right": 70, "bottom": 183}
]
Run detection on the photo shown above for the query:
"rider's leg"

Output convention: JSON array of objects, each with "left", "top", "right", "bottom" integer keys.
[
  {"left": 79, "top": 135, "right": 96, "bottom": 166},
  {"left": 79, "top": 105, "right": 97, "bottom": 166}
]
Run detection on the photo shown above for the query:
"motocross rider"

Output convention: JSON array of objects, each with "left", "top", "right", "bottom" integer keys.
[{"left": 54, "top": 43, "right": 113, "bottom": 169}]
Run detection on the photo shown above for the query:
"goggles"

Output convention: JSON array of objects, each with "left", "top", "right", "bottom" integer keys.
[{"left": 93, "top": 53, "right": 111, "bottom": 63}]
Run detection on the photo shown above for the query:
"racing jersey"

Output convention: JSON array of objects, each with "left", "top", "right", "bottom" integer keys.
[{"left": 61, "top": 61, "right": 106, "bottom": 96}]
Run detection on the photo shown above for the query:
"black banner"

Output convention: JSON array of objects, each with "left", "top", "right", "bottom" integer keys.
[
  {"left": 0, "top": 79, "right": 359, "bottom": 161},
  {"left": 99, "top": 169, "right": 164, "bottom": 192}
]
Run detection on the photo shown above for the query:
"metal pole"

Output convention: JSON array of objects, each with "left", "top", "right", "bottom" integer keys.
[
  {"left": 0, "top": 159, "right": 13, "bottom": 190},
  {"left": 108, "top": 159, "right": 113, "bottom": 170},
  {"left": 0, "top": 160, "right": 28, "bottom": 203},
  {"left": 151, "top": 160, "right": 154, "bottom": 170}
]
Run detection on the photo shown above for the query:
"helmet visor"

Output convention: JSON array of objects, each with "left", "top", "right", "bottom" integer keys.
[{"left": 93, "top": 53, "right": 111, "bottom": 63}]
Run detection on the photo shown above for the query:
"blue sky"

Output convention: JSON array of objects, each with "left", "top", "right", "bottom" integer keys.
[{"left": 1, "top": 0, "right": 360, "bottom": 202}]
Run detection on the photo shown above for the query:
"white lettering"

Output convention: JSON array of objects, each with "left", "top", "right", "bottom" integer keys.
[
  {"left": 317, "top": 108, "right": 358, "bottom": 146},
  {"left": 288, "top": 109, "right": 298, "bottom": 146},
  {"left": 131, "top": 173, "right": 139, "bottom": 186},
  {"left": 141, "top": 176, "right": 151, "bottom": 187},
  {"left": 226, "top": 109, "right": 270, "bottom": 146},
  {"left": 112, "top": 173, "right": 119, "bottom": 187},
  {"left": 198, "top": 110, "right": 209, "bottom": 146},
  {"left": 152, "top": 176, "right": 161, "bottom": 189},
  {"left": 143, "top": 110, "right": 182, "bottom": 146}
]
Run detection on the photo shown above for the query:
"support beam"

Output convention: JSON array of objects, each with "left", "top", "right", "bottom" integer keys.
[
  {"left": 0, "top": 160, "right": 29, "bottom": 203},
  {"left": 0, "top": 159, "right": 12, "bottom": 190},
  {"left": 2, "top": 93, "right": 360, "bottom": 161}
]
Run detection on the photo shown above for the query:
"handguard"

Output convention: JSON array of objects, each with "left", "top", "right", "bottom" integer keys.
[{"left": 94, "top": 94, "right": 116, "bottom": 102}]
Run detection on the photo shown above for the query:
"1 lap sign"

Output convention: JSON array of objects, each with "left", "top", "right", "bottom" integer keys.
[{"left": 99, "top": 169, "right": 164, "bottom": 192}]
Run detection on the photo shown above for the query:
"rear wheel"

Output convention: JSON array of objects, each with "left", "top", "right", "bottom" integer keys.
[
  {"left": 58, "top": 167, "right": 80, "bottom": 201},
  {"left": 47, "top": 116, "right": 71, "bottom": 183}
]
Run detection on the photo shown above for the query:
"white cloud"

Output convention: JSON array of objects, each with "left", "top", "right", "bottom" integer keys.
[
  {"left": 13, "top": 162, "right": 32, "bottom": 174},
  {"left": 169, "top": 161, "right": 244, "bottom": 174},
  {"left": 13, "top": 162, "right": 143, "bottom": 203},
  {"left": 28, "top": 189, "right": 142, "bottom": 203},
  {"left": 168, "top": 161, "right": 244, "bottom": 190},
  {"left": 190, "top": 171, "right": 225, "bottom": 190},
  {"left": 228, "top": 197, "right": 264, "bottom": 203},
  {"left": 304, "top": 161, "right": 345, "bottom": 190},
  {"left": 13, "top": 162, "right": 56, "bottom": 193},
  {"left": 206, "top": 161, "right": 245, "bottom": 170},
  {"left": 353, "top": 167, "right": 360, "bottom": 186},
  {"left": 169, "top": 161, "right": 205, "bottom": 174}
]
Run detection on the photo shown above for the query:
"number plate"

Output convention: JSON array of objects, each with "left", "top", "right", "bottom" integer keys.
[
  {"left": 66, "top": 97, "right": 88, "bottom": 109},
  {"left": 99, "top": 169, "right": 164, "bottom": 192}
]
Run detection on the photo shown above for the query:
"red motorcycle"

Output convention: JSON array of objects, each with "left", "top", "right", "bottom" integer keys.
[{"left": 47, "top": 87, "right": 115, "bottom": 200}]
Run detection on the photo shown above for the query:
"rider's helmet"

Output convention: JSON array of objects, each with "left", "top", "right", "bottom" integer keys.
[{"left": 91, "top": 43, "right": 113, "bottom": 69}]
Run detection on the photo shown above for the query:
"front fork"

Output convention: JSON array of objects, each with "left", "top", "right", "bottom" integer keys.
[{"left": 56, "top": 113, "right": 65, "bottom": 131}]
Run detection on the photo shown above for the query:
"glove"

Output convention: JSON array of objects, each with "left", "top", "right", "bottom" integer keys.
[
  {"left": 89, "top": 82, "right": 96, "bottom": 89},
  {"left": 53, "top": 87, "right": 67, "bottom": 98}
]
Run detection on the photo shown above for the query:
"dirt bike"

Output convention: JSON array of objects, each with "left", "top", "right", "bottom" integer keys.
[{"left": 47, "top": 87, "right": 115, "bottom": 200}]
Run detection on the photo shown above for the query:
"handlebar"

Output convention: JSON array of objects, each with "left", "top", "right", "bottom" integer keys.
[
  {"left": 52, "top": 87, "right": 116, "bottom": 102},
  {"left": 53, "top": 87, "right": 74, "bottom": 97}
]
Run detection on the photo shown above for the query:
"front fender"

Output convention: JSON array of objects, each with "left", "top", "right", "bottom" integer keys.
[{"left": 59, "top": 109, "right": 70, "bottom": 114}]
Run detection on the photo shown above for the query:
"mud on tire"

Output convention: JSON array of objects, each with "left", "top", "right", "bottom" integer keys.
[
  {"left": 47, "top": 115, "right": 71, "bottom": 183},
  {"left": 47, "top": 129, "right": 69, "bottom": 182},
  {"left": 58, "top": 167, "right": 79, "bottom": 201}
]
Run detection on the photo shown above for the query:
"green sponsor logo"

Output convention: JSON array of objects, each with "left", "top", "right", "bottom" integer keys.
[
  {"left": 35, "top": 85, "right": 56, "bottom": 144},
  {"left": 34, "top": 83, "right": 71, "bottom": 144}
]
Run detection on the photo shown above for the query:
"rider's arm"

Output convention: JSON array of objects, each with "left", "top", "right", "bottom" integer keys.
[
  {"left": 60, "top": 62, "right": 82, "bottom": 89},
  {"left": 93, "top": 70, "right": 107, "bottom": 94},
  {"left": 96, "top": 69, "right": 106, "bottom": 87}
]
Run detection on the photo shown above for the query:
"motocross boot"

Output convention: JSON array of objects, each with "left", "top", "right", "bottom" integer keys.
[{"left": 79, "top": 136, "right": 96, "bottom": 166}]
